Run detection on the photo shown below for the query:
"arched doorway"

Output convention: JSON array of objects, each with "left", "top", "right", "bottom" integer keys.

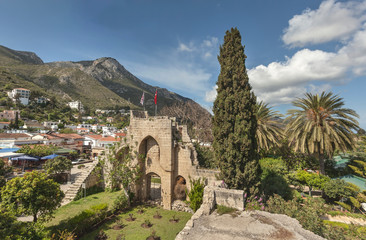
[
  {"left": 146, "top": 172, "right": 162, "bottom": 202},
  {"left": 138, "top": 136, "right": 162, "bottom": 202},
  {"left": 174, "top": 175, "right": 187, "bottom": 200}
]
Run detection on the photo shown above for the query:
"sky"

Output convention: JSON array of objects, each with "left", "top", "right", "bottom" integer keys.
[{"left": 1, "top": 0, "right": 365, "bottom": 129}]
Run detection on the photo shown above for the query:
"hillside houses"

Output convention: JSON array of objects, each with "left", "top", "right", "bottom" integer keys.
[{"left": 0, "top": 110, "right": 21, "bottom": 121}]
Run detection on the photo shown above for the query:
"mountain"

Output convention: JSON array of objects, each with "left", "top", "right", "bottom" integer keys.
[{"left": 0, "top": 45, "right": 212, "bottom": 141}]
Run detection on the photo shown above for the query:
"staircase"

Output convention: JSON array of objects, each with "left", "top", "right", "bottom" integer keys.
[{"left": 61, "top": 161, "right": 99, "bottom": 206}]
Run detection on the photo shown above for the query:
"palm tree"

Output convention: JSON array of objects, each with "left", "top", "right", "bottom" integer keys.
[
  {"left": 256, "top": 101, "right": 284, "bottom": 151},
  {"left": 286, "top": 92, "right": 359, "bottom": 174}
]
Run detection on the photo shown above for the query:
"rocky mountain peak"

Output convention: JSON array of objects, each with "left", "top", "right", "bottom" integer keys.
[{"left": 0, "top": 45, "right": 43, "bottom": 65}]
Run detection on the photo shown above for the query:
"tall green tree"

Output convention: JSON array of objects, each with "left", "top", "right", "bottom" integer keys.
[
  {"left": 44, "top": 156, "right": 72, "bottom": 175},
  {"left": 212, "top": 28, "right": 260, "bottom": 195},
  {"left": 1, "top": 171, "right": 64, "bottom": 222},
  {"left": 256, "top": 101, "right": 283, "bottom": 151},
  {"left": 286, "top": 92, "right": 359, "bottom": 174}
]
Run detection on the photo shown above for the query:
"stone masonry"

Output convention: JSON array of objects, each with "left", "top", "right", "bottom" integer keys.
[{"left": 107, "top": 110, "right": 200, "bottom": 210}]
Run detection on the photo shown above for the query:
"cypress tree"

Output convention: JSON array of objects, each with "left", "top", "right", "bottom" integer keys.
[{"left": 212, "top": 28, "right": 261, "bottom": 196}]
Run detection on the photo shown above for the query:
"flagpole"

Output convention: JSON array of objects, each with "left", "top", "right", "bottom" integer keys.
[{"left": 154, "top": 89, "right": 157, "bottom": 116}]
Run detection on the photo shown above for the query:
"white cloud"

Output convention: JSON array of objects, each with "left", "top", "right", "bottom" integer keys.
[
  {"left": 245, "top": 1, "right": 366, "bottom": 106},
  {"left": 205, "top": 85, "right": 217, "bottom": 102},
  {"left": 202, "top": 37, "right": 218, "bottom": 48},
  {"left": 283, "top": 0, "right": 366, "bottom": 47},
  {"left": 177, "top": 43, "right": 194, "bottom": 52}
]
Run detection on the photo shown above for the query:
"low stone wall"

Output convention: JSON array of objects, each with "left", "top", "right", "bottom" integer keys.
[
  {"left": 194, "top": 169, "right": 221, "bottom": 186},
  {"left": 215, "top": 187, "right": 244, "bottom": 210},
  {"left": 176, "top": 186, "right": 244, "bottom": 239}
]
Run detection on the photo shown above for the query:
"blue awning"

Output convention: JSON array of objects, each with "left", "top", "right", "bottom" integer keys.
[
  {"left": 0, "top": 148, "right": 20, "bottom": 153},
  {"left": 41, "top": 154, "right": 59, "bottom": 160},
  {"left": 10, "top": 155, "right": 39, "bottom": 161}
]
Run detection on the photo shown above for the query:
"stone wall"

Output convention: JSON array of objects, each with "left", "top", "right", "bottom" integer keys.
[
  {"left": 85, "top": 167, "right": 103, "bottom": 188},
  {"left": 194, "top": 169, "right": 220, "bottom": 186}
]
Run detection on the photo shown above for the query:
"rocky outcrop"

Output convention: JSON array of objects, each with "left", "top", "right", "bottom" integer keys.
[{"left": 176, "top": 186, "right": 325, "bottom": 240}]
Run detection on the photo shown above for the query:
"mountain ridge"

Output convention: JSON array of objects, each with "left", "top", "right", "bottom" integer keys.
[{"left": 0, "top": 45, "right": 212, "bottom": 141}]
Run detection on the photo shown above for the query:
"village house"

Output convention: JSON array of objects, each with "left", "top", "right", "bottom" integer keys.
[
  {"left": 23, "top": 120, "right": 46, "bottom": 130},
  {"left": 84, "top": 134, "right": 103, "bottom": 148},
  {"left": 31, "top": 134, "right": 63, "bottom": 145},
  {"left": 35, "top": 97, "right": 48, "bottom": 104},
  {"left": 97, "top": 136, "right": 119, "bottom": 147},
  {"left": 102, "top": 126, "right": 117, "bottom": 135},
  {"left": 0, "top": 122, "right": 10, "bottom": 129},
  {"left": 68, "top": 100, "right": 84, "bottom": 112},
  {"left": 43, "top": 121, "right": 60, "bottom": 131},
  {"left": 8, "top": 88, "right": 31, "bottom": 105},
  {"left": 0, "top": 133, "right": 37, "bottom": 148},
  {"left": 0, "top": 110, "right": 21, "bottom": 121}
]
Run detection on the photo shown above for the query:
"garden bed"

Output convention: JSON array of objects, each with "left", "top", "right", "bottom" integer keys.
[{"left": 80, "top": 205, "right": 192, "bottom": 240}]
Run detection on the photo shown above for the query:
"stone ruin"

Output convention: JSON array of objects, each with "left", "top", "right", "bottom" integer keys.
[{"left": 105, "top": 110, "right": 201, "bottom": 209}]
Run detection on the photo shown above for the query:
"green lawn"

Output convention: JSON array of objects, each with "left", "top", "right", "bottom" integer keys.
[
  {"left": 45, "top": 190, "right": 123, "bottom": 228},
  {"left": 80, "top": 205, "right": 192, "bottom": 240}
]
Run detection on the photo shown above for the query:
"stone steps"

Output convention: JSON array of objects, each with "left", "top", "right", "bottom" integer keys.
[{"left": 61, "top": 161, "right": 99, "bottom": 206}]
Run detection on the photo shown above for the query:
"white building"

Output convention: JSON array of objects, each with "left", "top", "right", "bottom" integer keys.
[
  {"left": 8, "top": 88, "right": 30, "bottom": 105},
  {"left": 35, "top": 97, "right": 48, "bottom": 104},
  {"left": 102, "top": 126, "right": 117, "bottom": 135},
  {"left": 68, "top": 100, "right": 84, "bottom": 112},
  {"left": 43, "top": 121, "right": 60, "bottom": 131}
]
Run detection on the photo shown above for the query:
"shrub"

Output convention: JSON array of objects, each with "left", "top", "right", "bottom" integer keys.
[
  {"left": 261, "top": 170, "right": 292, "bottom": 200},
  {"left": 245, "top": 196, "right": 265, "bottom": 211},
  {"left": 266, "top": 194, "right": 327, "bottom": 236},
  {"left": 323, "top": 179, "right": 350, "bottom": 201},
  {"left": 187, "top": 177, "right": 205, "bottom": 212},
  {"left": 55, "top": 203, "right": 108, "bottom": 237},
  {"left": 111, "top": 193, "right": 129, "bottom": 213}
]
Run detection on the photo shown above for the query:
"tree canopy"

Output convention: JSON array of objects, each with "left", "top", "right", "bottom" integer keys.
[
  {"left": 1, "top": 171, "right": 64, "bottom": 222},
  {"left": 43, "top": 156, "right": 72, "bottom": 175},
  {"left": 286, "top": 91, "right": 359, "bottom": 174},
  {"left": 256, "top": 101, "right": 283, "bottom": 151},
  {"left": 212, "top": 28, "right": 260, "bottom": 196}
]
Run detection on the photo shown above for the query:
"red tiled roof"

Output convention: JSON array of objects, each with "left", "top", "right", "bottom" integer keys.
[
  {"left": 39, "top": 134, "right": 61, "bottom": 140},
  {"left": 86, "top": 135, "right": 103, "bottom": 140},
  {"left": 53, "top": 133, "right": 84, "bottom": 139},
  {"left": 99, "top": 136, "right": 118, "bottom": 142},
  {"left": 115, "top": 133, "right": 126, "bottom": 137},
  {"left": 0, "top": 133, "right": 31, "bottom": 139},
  {"left": 0, "top": 122, "right": 10, "bottom": 124},
  {"left": 14, "top": 88, "right": 30, "bottom": 91}
]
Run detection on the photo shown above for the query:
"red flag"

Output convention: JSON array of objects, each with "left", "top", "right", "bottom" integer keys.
[
  {"left": 154, "top": 89, "right": 157, "bottom": 105},
  {"left": 140, "top": 92, "right": 144, "bottom": 106}
]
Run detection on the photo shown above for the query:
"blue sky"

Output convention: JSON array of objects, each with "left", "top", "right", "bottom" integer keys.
[{"left": 1, "top": 0, "right": 365, "bottom": 129}]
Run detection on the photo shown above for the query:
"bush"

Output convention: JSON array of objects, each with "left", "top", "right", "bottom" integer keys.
[
  {"left": 187, "top": 177, "right": 205, "bottom": 212},
  {"left": 111, "top": 192, "right": 129, "bottom": 213},
  {"left": 261, "top": 170, "right": 292, "bottom": 200},
  {"left": 55, "top": 203, "right": 109, "bottom": 237},
  {"left": 266, "top": 194, "right": 327, "bottom": 236},
  {"left": 323, "top": 179, "right": 350, "bottom": 202}
]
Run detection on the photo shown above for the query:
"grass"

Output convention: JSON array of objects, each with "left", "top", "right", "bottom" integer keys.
[
  {"left": 327, "top": 210, "right": 366, "bottom": 221},
  {"left": 45, "top": 190, "right": 123, "bottom": 228},
  {"left": 79, "top": 205, "right": 192, "bottom": 240},
  {"left": 151, "top": 177, "right": 161, "bottom": 184},
  {"left": 216, "top": 205, "right": 238, "bottom": 217}
]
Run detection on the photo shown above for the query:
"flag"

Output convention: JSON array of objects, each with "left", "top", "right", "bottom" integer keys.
[
  {"left": 140, "top": 92, "right": 144, "bottom": 106},
  {"left": 154, "top": 89, "right": 157, "bottom": 105}
]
